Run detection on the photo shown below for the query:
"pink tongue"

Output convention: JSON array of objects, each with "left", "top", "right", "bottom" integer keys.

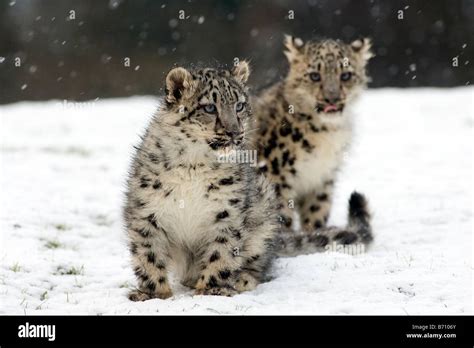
[{"left": 324, "top": 104, "right": 338, "bottom": 113}]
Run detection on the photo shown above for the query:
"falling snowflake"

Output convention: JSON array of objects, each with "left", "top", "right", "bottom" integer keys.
[
  {"left": 108, "top": 0, "right": 122, "bottom": 10},
  {"left": 0, "top": 57, "right": 5, "bottom": 63},
  {"left": 433, "top": 20, "right": 444, "bottom": 34},
  {"left": 171, "top": 31, "right": 180, "bottom": 41},
  {"left": 197, "top": 16, "right": 205, "bottom": 24},
  {"left": 250, "top": 28, "right": 259, "bottom": 37},
  {"left": 169, "top": 19, "right": 178, "bottom": 28},
  {"left": 21, "top": 84, "right": 27, "bottom": 90},
  {"left": 388, "top": 65, "right": 399, "bottom": 76},
  {"left": 134, "top": 65, "right": 140, "bottom": 71},
  {"left": 158, "top": 47, "right": 167, "bottom": 56},
  {"left": 101, "top": 54, "right": 112, "bottom": 64}
]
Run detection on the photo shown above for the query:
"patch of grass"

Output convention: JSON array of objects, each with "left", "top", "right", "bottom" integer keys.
[
  {"left": 10, "top": 262, "right": 21, "bottom": 272},
  {"left": 40, "top": 291, "right": 48, "bottom": 301},
  {"left": 54, "top": 224, "right": 70, "bottom": 231},
  {"left": 42, "top": 146, "right": 91, "bottom": 157},
  {"left": 93, "top": 214, "right": 112, "bottom": 227},
  {"left": 55, "top": 265, "right": 84, "bottom": 276},
  {"left": 65, "top": 146, "right": 91, "bottom": 157},
  {"left": 45, "top": 240, "right": 62, "bottom": 249},
  {"left": 67, "top": 266, "right": 84, "bottom": 275},
  {"left": 119, "top": 281, "right": 131, "bottom": 289}
]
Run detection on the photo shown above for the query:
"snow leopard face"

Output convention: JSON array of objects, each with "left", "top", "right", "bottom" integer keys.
[
  {"left": 164, "top": 62, "right": 252, "bottom": 150},
  {"left": 283, "top": 36, "right": 373, "bottom": 117}
]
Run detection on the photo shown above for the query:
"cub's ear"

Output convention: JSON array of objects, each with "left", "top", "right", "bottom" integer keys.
[
  {"left": 231, "top": 60, "right": 250, "bottom": 83},
  {"left": 351, "top": 38, "right": 374, "bottom": 62},
  {"left": 165, "top": 67, "right": 194, "bottom": 105},
  {"left": 284, "top": 34, "right": 305, "bottom": 63}
]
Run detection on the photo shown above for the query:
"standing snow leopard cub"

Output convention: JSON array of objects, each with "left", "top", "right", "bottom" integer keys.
[
  {"left": 254, "top": 36, "right": 374, "bottom": 235},
  {"left": 124, "top": 61, "right": 279, "bottom": 300}
]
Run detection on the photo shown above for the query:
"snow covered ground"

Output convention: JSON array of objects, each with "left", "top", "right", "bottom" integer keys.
[{"left": 0, "top": 88, "right": 472, "bottom": 315}]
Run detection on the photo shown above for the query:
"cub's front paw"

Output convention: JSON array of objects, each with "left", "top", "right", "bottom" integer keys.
[
  {"left": 195, "top": 286, "right": 237, "bottom": 297},
  {"left": 234, "top": 273, "right": 258, "bottom": 293},
  {"left": 128, "top": 289, "right": 173, "bottom": 301}
]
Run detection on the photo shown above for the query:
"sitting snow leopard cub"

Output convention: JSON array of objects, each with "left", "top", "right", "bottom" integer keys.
[
  {"left": 124, "top": 60, "right": 373, "bottom": 300},
  {"left": 254, "top": 36, "right": 374, "bottom": 234},
  {"left": 124, "top": 61, "right": 279, "bottom": 300}
]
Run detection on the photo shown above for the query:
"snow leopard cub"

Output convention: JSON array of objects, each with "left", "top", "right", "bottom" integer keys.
[
  {"left": 254, "top": 36, "right": 373, "bottom": 234},
  {"left": 124, "top": 61, "right": 278, "bottom": 300}
]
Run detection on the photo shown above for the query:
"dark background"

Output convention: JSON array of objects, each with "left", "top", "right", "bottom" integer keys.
[{"left": 0, "top": 0, "right": 472, "bottom": 104}]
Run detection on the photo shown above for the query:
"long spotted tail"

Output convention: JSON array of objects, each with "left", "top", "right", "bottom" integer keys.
[{"left": 275, "top": 192, "right": 373, "bottom": 257}]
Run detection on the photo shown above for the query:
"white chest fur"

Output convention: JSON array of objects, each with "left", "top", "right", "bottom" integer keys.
[
  {"left": 291, "top": 120, "right": 352, "bottom": 196},
  {"left": 147, "top": 167, "right": 224, "bottom": 247}
]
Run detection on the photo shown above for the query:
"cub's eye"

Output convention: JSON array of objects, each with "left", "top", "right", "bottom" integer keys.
[
  {"left": 203, "top": 104, "right": 217, "bottom": 114},
  {"left": 235, "top": 102, "right": 245, "bottom": 112},
  {"left": 309, "top": 72, "right": 321, "bottom": 82},
  {"left": 340, "top": 72, "right": 352, "bottom": 81}
]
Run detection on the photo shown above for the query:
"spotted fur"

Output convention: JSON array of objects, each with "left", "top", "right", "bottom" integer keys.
[
  {"left": 275, "top": 191, "right": 373, "bottom": 256},
  {"left": 124, "top": 61, "right": 278, "bottom": 300},
  {"left": 252, "top": 36, "right": 374, "bottom": 248}
]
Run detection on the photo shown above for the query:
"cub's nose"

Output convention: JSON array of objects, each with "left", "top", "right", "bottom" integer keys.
[
  {"left": 226, "top": 130, "right": 244, "bottom": 145},
  {"left": 226, "top": 130, "right": 243, "bottom": 138},
  {"left": 324, "top": 97, "right": 341, "bottom": 105}
]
